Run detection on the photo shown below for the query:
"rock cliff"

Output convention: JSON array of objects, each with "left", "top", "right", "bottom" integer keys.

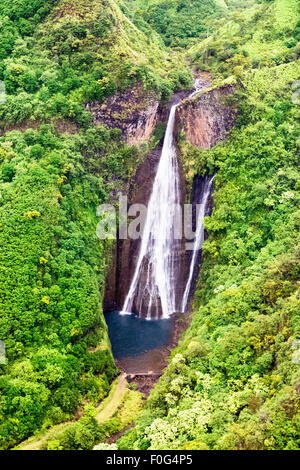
[
  {"left": 103, "top": 81, "right": 238, "bottom": 314},
  {"left": 175, "top": 84, "right": 237, "bottom": 148},
  {"left": 86, "top": 83, "right": 159, "bottom": 146},
  {"left": 103, "top": 145, "right": 163, "bottom": 311}
]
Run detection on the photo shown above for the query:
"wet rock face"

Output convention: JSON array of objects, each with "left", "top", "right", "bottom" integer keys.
[
  {"left": 103, "top": 145, "right": 163, "bottom": 312},
  {"left": 103, "top": 141, "right": 187, "bottom": 316},
  {"left": 86, "top": 83, "right": 159, "bottom": 146},
  {"left": 175, "top": 85, "right": 237, "bottom": 148}
]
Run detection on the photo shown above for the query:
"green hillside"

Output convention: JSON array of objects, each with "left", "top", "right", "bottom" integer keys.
[
  {"left": 0, "top": 0, "right": 190, "bottom": 449},
  {"left": 122, "top": 0, "right": 229, "bottom": 47},
  {"left": 118, "top": 0, "right": 300, "bottom": 451},
  {"left": 0, "top": 0, "right": 299, "bottom": 452},
  {"left": 189, "top": 0, "right": 299, "bottom": 75}
]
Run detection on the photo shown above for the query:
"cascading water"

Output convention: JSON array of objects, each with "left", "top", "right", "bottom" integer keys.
[
  {"left": 181, "top": 175, "right": 215, "bottom": 313},
  {"left": 122, "top": 78, "right": 207, "bottom": 319}
]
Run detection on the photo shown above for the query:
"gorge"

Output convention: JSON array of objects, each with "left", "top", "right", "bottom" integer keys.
[
  {"left": 103, "top": 75, "right": 237, "bottom": 374},
  {"left": 1, "top": 0, "right": 299, "bottom": 452}
]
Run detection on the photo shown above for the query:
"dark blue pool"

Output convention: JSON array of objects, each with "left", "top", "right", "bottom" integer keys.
[{"left": 104, "top": 311, "right": 173, "bottom": 359}]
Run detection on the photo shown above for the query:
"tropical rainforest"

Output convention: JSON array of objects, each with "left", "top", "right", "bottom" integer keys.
[{"left": 0, "top": 0, "right": 299, "bottom": 451}]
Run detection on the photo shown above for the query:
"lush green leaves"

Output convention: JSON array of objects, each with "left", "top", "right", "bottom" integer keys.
[{"left": 123, "top": 1, "right": 300, "bottom": 451}]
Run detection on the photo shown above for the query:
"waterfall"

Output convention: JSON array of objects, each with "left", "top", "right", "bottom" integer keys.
[
  {"left": 181, "top": 175, "right": 215, "bottom": 313},
  {"left": 121, "top": 78, "right": 206, "bottom": 319}
]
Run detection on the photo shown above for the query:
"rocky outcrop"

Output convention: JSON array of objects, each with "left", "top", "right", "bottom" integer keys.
[
  {"left": 174, "top": 84, "right": 237, "bottom": 311},
  {"left": 86, "top": 83, "right": 159, "bottom": 146},
  {"left": 175, "top": 85, "right": 237, "bottom": 148}
]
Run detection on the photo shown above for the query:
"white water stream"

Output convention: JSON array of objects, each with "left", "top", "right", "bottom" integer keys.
[{"left": 122, "top": 78, "right": 211, "bottom": 319}]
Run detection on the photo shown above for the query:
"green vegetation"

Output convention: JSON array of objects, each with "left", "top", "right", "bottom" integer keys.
[
  {"left": 0, "top": 0, "right": 191, "bottom": 130},
  {"left": 122, "top": 0, "right": 222, "bottom": 48},
  {"left": 0, "top": 0, "right": 299, "bottom": 451},
  {"left": 16, "top": 373, "right": 143, "bottom": 450},
  {"left": 0, "top": 123, "right": 124, "bottom": 449},
  {"left": 122, "top": 0, "right": 261, "bottom": 48},
  {"left": 0, "top": 0, "right": 191, "bottom": 450},
  {"left": 119, "top": 0, "right": 300, "bottom": 450},
  {"left": 189, "top": 0, "right": 300, "bottom": 75}
]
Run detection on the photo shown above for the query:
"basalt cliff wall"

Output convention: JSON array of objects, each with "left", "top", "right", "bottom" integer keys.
[
  {"left": 86, "top": 83, "right": 159, "bottom": 146},
  {"left": 175, "top": 84, "right": 237, "bottom": 148}
]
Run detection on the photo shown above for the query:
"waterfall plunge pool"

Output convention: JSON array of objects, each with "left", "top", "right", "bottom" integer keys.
[{"left": 104, "top": 311, "right": 172, "bottom": 360}]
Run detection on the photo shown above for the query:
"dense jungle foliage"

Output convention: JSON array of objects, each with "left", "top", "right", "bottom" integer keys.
[
  {"left": 117, "top": 0, "right": 300, "bottom": 451},
  {"left": 0, "top": 0, "right": 190, "bottom": 449},
  {"left": 0, "top": 0, "right": 299, "bottom": 451},
  {"left": 123, "top": 0, "right": 258, "bottom": 48}
]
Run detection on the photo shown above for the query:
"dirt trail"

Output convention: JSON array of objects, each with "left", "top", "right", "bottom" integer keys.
[
  {"left": 17, "top": 421, "right": 71, "bottom": 451},
  {"left": 95, "top": 373, "right": 127, "bottom": 424},
  {"left": 17, "top": 373, "right": 128, "bottom": 451},
  {"left": 17, "top": 371, "right": 161, "bottom": 450}
]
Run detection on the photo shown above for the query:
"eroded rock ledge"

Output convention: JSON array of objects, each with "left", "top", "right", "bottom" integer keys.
[
  {"left": 175, "top": 84, "right": 237, "bottom": 148},
  {"left": 86, "top": 83, "right": 159, "bottom": 146}
]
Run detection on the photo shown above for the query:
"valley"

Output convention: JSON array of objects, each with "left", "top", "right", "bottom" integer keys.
[{"left": 0, "top": 0, "right": 299, "bottom": 452}]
